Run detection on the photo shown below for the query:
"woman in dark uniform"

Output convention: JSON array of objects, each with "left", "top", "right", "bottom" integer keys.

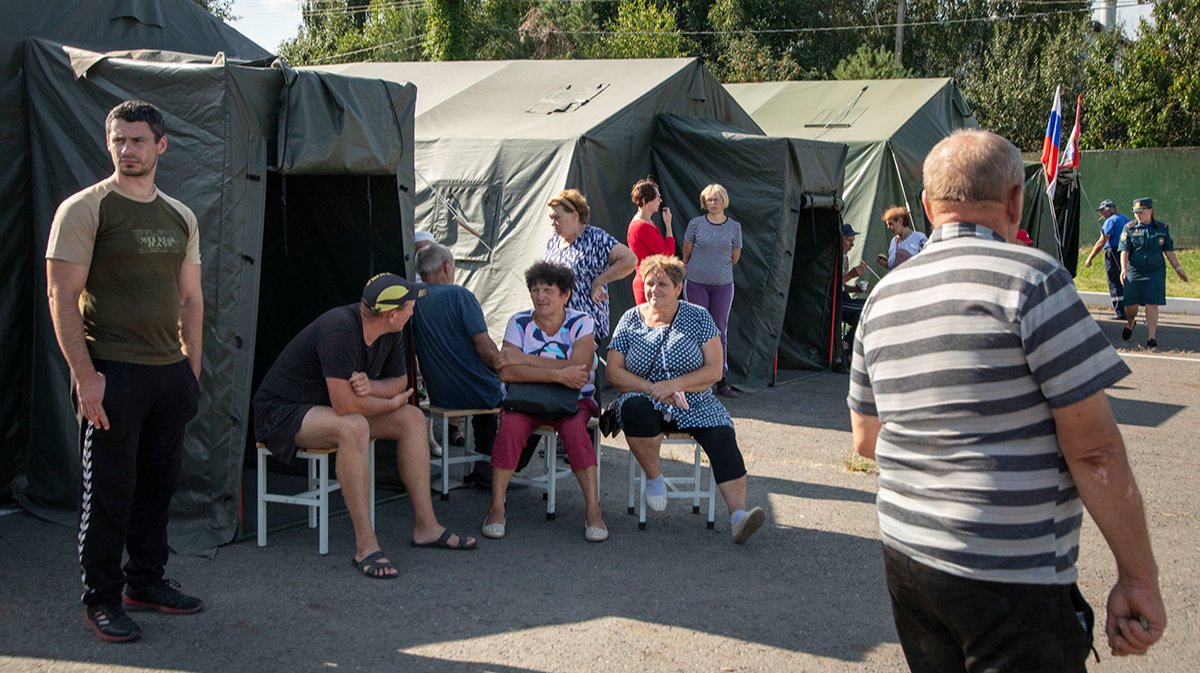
[{"left": 1119, "top": 197, "right": 1189, "bottom": 348}]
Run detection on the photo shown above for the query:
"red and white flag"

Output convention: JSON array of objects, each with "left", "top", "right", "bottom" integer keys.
[
  {"left": 1059, "top": 93, "right": 1082, "bottom": 171},
  {"left": 1039, "top": 86, "right": 1063, "bottom": 200}
]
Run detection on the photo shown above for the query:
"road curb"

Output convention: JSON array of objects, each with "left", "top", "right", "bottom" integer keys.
[{"left": 1078, "top": 291, "right": 1200, "bottom": 316}]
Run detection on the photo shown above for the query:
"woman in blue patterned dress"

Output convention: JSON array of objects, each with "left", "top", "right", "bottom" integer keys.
[
  {"left": 543, "top": 189, "right": 637, "bottom": 341},
  {"left": 485, "top": 262, "right": 607, "bottom": 543},
  {"left": 607, "top": 255, "right": 765, "bottom": 543}
]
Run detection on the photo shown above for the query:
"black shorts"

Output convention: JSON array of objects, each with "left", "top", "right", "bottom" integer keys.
[{"left": 253, "top": 396, "right": 315, "bottom": 464}]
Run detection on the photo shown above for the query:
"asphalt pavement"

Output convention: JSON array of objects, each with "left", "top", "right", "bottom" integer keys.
[{"left": 2, "top": 309, "right": 1198, "bottom": 673}]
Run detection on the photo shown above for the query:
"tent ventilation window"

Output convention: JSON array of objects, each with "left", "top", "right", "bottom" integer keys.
[
  {"left": 804, "top": 108, "right": 867, "bottom": 129},
  {"left": 527, "top": 81, "right": 610, "bottom": 114}
]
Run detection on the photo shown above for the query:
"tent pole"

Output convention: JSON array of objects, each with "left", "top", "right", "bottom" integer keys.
[{"left": 890, "top": 147, "right": 917, "bottom": 231}]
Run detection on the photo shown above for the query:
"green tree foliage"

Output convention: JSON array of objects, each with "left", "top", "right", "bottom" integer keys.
[
  {"left": 602, "top": 0, "right": 691, "bottom": 59},
  {"left": 962, "top": 16, "right": 1090, "bottom": 152},
  {"left": 424, "top": 0, "right": 471, "bottom": 61},
  {"left": 832, "top": 44, "right": 913, "bottom": 80},
  {"left": 706, "top": 0, "right": 808, "bottom": 83},
  {"left": 280, "top": 0, "right": 426, "bottom": 65},
  {"left": 514, "top": 1, "right": 601, "bottom": 59},
  {"left": 1107, "top": 0, "right": 1200, "bottom": 147},
  {"left": 193, "top": 0, "right": 236, "bottom": 22},
  {"left": 267, "top": 0, "right": 1199, "bottom": 150}
]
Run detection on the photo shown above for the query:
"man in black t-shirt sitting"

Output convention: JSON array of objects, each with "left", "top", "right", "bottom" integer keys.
[{"left": 254, "top": 274, "right": 477, "bottom": 579}]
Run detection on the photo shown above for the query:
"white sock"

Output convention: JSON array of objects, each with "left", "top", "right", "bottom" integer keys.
[
  {"left": 646, "top": 474, "right": 666, "bottom": 497},
  {"left": 730, "top": 509, "right": 748, "bottom": 527}
]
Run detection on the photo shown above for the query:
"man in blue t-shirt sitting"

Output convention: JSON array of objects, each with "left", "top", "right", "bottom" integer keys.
[
  {"left": 1083, "top": 199, "right": 1131, "bottom": 319},
  {"left": 413, "top": 244, "right": 503, "bottom": 484}
]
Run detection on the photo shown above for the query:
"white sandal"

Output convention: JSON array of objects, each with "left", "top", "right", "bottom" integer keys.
[
  {"left": 584, "top": 524, "right": 609, "bottom": 542},
  {"left": 482, "top": 519, "right": 506, "bottom": 539}
]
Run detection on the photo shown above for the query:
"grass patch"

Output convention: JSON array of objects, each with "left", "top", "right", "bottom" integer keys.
[
  {"left": 1074, "top": 247, "right": 1200, "bottom": 299},
  {"left": 844, "top": 450, "right": 878, "bottom": 475}
]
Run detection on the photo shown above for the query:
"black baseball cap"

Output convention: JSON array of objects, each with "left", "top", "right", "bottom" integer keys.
[
  {"left": 1097, "top": 199, "right": 1116, "bottom": 210},
  {"left": 362, "top": 273, "right": 426, "bottom": 312}
]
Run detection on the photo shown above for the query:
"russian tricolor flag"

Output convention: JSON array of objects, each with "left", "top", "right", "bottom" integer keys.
[{"left": 1040, "top": 86, "right": 1063, "bottom": 200}]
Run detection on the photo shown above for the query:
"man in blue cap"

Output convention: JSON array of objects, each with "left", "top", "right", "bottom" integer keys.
[
  {"left": 840, "top": 223, "right": 868, "bottom": 367},
  {"left": 1083, "top": 199, "right": 1131, "bottom": 319},
  {"left": 253, "top": 273, "right": 477, "bottom": 581}
]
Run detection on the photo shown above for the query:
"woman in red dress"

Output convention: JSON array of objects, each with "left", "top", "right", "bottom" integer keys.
[{"left": 626, "top": 178, "right": 676, "bottom": 304}]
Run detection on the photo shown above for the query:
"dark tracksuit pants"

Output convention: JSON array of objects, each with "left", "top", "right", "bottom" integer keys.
[
  {"left": 1104, "top": 248, "right": 1125, "bottom": 316},
  {"left": 78, "top": 359, "right": 199, "bottom": 606}
]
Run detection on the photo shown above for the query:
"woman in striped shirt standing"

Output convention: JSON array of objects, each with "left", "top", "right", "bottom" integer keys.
[{"left": 682, "top": 183, "right": 741, "bottom": 398}]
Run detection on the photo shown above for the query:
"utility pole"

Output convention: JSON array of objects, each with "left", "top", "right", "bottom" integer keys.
[
  {"left": 895, "top": 0, "right": 906, "bottom": 67},
  {"left": 1097, "top": 0, "right": 1118, "bottom": 31}
]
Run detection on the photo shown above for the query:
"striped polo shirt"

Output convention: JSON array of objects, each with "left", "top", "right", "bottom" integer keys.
[
  {"left": 684, "top": 215, "right": 742, "bottom": 285},
  {"left": 847, "top": 222, "right": 1129, "bottom": 585}
]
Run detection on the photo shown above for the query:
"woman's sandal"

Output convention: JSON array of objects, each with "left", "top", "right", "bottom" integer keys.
[
  {"left": 350, "top": 550, "right": 398, "bottom": 579},
  {"left": 411, "top": 528, "right": 477, "bottom": 550}
]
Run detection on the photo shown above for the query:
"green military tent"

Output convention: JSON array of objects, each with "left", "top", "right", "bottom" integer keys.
[
  {"left": 725, "top": 78, "right": 1067, "bottom": 277},
  {"left": 315, "top": 58, "right": 848, "bottom": 387},
  {"left": 11, "top": 32, "right": 418, "bottom": 553},
  {"left": 0, "top": 0, "right": 271, "bottom": 503}
]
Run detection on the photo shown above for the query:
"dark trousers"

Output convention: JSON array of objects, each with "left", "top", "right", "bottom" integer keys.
[
  {"left": 1104, "top": 248, "right": 1125, "bottom": 316},
  {"left": 619, "top": 395, "right": 746, "bottom": 483},
  {"left": 842, "top": 291, "right": 865, "bottom": 346},
  {"left": 78, "top": 359, "right": 199, "bottom": 606},
  {"left": 883, "top": 545, "right": 1094, "bottom": 673}
]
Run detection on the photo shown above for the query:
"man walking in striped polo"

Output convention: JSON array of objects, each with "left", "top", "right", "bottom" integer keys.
[{"left": 847, "top": 129, "right": 1165, "bottom": 672}]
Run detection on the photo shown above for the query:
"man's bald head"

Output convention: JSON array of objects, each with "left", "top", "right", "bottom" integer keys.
[{"left": 921, "top": 129, "right": 1025, "bottom": 237}]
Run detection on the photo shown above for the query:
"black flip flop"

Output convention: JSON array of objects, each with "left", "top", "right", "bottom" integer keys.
[
  {"left": 350, "top": 550, "right": 398, "bottom": 579},
  {"left": 412, "top": 528, "right": 477, "bottom": 551}
]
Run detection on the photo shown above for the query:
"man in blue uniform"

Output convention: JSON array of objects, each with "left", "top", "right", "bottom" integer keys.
[
  {"left": 1119, "top": 198, "right": 1189, "bottom": 348},
  {"left": 1083, "top": 199, "right": 1130, "bottom": 319}
]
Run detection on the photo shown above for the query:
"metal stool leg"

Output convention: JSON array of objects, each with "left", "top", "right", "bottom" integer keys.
[
  {"left": 627, "top": 449, "right": 637, "bottom": 515},
  {"left": 368, "top": 440, "right": 376, "bottom": 529},
  {"left": 546, "top": 433, "right": 557, "bottom": 521},
  {"left": 317, "top": 453, "right": 330, "bottom": 555},
  {"left": 692, "top": 443, "right": 702, "bottom": 514},
  {"left": 307, "top": 453, "right": 318, "bottom": 529},
  {"left": 256, "top": 447, "right": 268, "bottom": 547}
]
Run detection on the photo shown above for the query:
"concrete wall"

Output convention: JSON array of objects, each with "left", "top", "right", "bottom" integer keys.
[{"left": 1078, "top": 147, "right": 1200, "bottom": 246}]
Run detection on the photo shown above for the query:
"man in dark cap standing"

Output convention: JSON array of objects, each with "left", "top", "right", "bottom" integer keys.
[
  {"left": 253, "top": 273, "right": 476, "bottom": 580},
  {"left": 1083, "top": 199, "right": 1131, "bottom": 319}
]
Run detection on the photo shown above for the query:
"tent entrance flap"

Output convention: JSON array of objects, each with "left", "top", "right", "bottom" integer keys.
[
  {"left": 778, "top": 209, "right": 841, "bottom": 371},
  {"left": 251, "top": 172, "right": 409, "bottom": 398}
]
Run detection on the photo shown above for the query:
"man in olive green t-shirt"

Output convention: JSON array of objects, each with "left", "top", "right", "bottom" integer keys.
[{"left": 46, "top": 100, "right": 204, "bottom": 643}]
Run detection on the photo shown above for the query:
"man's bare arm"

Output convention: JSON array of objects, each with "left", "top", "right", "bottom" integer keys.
[
  {"left": 47, "top": 259, "right": 109, "bottom": 430},
  {"left": 1054, "top": 390, "right": 1165, "bottom": 656},
  {"left": 178, "top": 263, "right": 203, "bottom": 379},
  {"left": 327, "top": 376, "right": 410, "bottom": 417},
  {"left": 850, "top": 410, "right": 881, "bottom": 460},
  {"left": 471, "top": 331, "right": 501, "bottom": 371}
]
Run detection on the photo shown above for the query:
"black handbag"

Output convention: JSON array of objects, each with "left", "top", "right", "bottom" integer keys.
[
  {"left": 501, "top": 382, "right": 579, "bottom": 419},
  {"left": 599, "top": 311, "right": 676, "bottom": 438}
]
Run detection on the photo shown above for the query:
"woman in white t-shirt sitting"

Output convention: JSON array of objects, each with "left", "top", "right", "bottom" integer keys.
[{"left": 875, "top": 205, "right": 927, "bottom": 271}]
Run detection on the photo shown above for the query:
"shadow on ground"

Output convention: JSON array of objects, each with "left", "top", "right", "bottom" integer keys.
[{"left": 0, "top": 438, "right": 896, "bottom": 673}]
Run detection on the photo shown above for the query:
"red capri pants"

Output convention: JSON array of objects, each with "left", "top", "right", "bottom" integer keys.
[{"left": 492, "top": 398, "right": 598, "bottom": 470}]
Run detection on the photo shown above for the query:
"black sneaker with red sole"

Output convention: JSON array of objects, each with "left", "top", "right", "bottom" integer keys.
[
  {"left": 85, "top": 602, "right": 142, "bottom": 643},
  {"left": 122, "top": 579, "right": 204, "bottom": 615}
]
